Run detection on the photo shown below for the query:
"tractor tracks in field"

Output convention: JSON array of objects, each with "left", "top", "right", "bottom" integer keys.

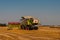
[
  {"left": 0, "top": 32, "right": 60, "bottom": 40},
  {"left": 0, "top": 32, "right": 31, "bottom": 40}
]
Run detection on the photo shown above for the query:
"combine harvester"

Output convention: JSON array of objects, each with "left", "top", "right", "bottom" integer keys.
[
  {"left": 20, "top": 16, "right": 40, "bottom": 30},
  {"left": 8, "top": 16, "right": 40, "bottom": 30}
]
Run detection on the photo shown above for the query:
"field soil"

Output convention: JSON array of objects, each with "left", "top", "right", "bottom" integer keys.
[{"left": 0, "top": 26, "right": 60, "bottom": 40}]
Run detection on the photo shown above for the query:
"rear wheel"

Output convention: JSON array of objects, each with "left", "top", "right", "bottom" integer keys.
[
  {"left": 21, "top": 25, "right": 26, "bottom": 30},
  {"left": 26, "top": 25, "right": 33, "bottom": 30},
  {"left": 34, "top": 27, "right": 38, "bottom": 30},
  {"left": 29, "top": 27, "right": 33, "bottom": 30}
]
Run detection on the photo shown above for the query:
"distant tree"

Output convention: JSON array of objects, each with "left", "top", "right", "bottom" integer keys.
[{"left": 0, "top": 23, "right": 7, "bottom": 27}]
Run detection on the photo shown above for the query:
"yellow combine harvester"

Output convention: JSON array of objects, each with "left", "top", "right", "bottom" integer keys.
[
  {"left": 20, "top": 16, "right": 40, "bottom": 30},
  {"left": 8, "top": 16, "right": 40, "bottom": 30}
]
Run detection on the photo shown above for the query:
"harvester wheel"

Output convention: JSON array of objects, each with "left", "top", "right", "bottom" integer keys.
[
  {"left": 21, "top": 25, "right": 25, "bottom": 30},
  {"left": 26, "top": 25, "right": 33, "bottom": 30},
  {"left": 29, "top": 27, "right": 33, "bottom": 30},
  {"left": 26, "top": 27, "right": 29, "bottom": 30},
  {"left": 34, "top": 27, "right": 38, "bottom": 30}
]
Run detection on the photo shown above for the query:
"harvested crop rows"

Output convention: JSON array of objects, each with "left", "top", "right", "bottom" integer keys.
[{"left": 0, "top": 27, "right": 60, "bottom": 40}]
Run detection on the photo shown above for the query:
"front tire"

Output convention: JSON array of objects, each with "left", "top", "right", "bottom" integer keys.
[
  {"left": 29, "top": 27, "right": 33, "bottom": 30},
  {"left": 34, "top": 27, "right": 38, "bottom": 30},
  {"left": 21, "top": 25, "right": 25, "bottom": 30}
]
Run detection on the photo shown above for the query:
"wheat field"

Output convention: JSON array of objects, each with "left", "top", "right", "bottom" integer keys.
[{"left": 0, "top": 26, "right": 60, "bottom": 40}]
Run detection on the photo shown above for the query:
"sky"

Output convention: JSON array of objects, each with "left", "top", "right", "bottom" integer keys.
[{"left": 0, "top": 0, "right": 60, "bottom": 25}]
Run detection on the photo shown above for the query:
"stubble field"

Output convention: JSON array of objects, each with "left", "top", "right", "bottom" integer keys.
[{"left": 0, "top": 26, "right": 60, "bottom": 40}]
